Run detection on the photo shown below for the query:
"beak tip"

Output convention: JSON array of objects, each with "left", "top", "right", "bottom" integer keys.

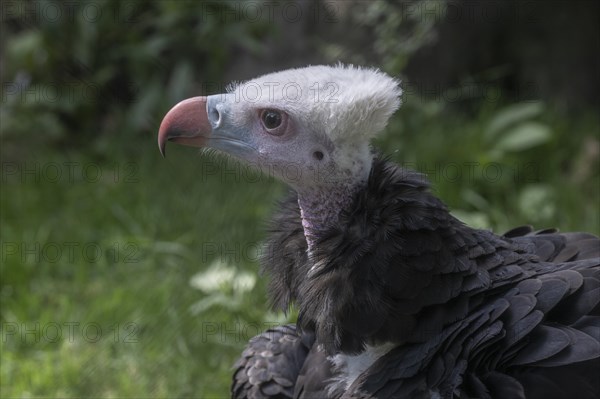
[
  {"left": 158, "top": 133, "right": 167, "bottom": 158},
  {"left": 158, "top": 140, "right": 166, "bottom": 158}
]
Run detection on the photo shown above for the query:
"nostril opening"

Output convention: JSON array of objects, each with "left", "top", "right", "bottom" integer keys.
[{"left": 209, "top": 108, "right": 220, "bottom": 125}]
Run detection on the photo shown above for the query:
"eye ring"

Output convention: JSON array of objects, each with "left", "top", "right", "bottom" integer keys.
[
  {"left": 261, "top": 109, "right": 282, "bottom": 129},
  {"left": 260, "top": 109, "right": 288, "bottom": 136}
]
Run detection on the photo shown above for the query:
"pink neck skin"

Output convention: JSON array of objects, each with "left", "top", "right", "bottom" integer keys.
[{"left": 297, "top": 181, "right": 363, "bottom": 255}]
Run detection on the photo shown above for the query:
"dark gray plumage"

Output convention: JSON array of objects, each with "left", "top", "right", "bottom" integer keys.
[
  {"left": 234, "top": 159, "right": 600, "bottom": 399},
  {"left": 231, "top": 325, "right": 312, "bottom": 398}
]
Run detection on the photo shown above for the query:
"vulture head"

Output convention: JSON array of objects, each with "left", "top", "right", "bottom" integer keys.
[
  {"left": 159, "top": 65, "right": 400, "bottom": 188},
  {"left": 159, "top": 65, "right": 400, "bottom": 248},
  {"left": 158, "top": 65, "right": 400, "bottom": 192}
]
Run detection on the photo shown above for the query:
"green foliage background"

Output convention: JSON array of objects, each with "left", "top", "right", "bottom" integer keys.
[{"left": 1, "top": 1, "right": 598, "bottom": 397}]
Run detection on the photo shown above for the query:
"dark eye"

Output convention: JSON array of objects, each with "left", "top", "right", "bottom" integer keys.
[{"left": 261, "top": 110, "right": 282, "bottom": 130}]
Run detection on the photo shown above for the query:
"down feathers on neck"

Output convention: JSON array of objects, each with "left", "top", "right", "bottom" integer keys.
[{"left": 262, "top": 158, "right": 455, "bottom": 351}]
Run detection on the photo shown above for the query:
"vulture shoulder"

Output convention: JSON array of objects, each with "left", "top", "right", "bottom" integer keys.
[
  {"left": 232, "top": 325, "right": 314, "bottom": 398},
  {"left": 232, "top": 325, "right": 334, "bottom": 399}
]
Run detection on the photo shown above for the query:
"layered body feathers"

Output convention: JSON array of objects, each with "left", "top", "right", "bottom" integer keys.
[{"left": 233, "top": 158, "right": 600, "bottom": 399}]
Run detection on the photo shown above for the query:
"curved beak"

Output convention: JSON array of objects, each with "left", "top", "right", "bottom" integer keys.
[{"left": 158, "top": 96, "right": 211, "bottom": 157}]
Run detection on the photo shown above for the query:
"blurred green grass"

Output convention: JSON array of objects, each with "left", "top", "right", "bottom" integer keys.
[
  {"left": 1, "top": 136, "right": 290, "bottom": 397},
  {"left": 1, "top": 106, "right": 598, "bottom": 397}
]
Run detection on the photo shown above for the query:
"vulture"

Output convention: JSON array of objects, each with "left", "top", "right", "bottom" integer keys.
[{"left": 158, "top": 65, "right": 600, "bottom": 398}]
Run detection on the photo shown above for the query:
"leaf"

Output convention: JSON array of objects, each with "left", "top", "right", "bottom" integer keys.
[
  {"left": 460, "top": 188, "right": 490, "bottom": 211},
  {"left": 518, "top": 184, "right": 556, "bottom": 222},
  {"left": 451, "top": 210, "right": 491, "bottom": 230},
  {"left": 494, "top": 122, "right": 552, "bottom": 152},
  {"left": 485, "top": 102, "right": 545, "bottom": 141},
  {"left": 189, "top": 292, "right": 241, "bottom": 314},
  {"left": 6, "top": 31, "right": 44, "bottom": 69}
]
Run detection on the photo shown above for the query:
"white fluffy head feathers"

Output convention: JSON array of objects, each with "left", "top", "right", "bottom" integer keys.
[{"left": 228, "top": 64, "right": 402, "bottom": 144}]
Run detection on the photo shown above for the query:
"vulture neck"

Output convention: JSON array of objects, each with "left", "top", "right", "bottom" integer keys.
[{"left": 297, "top": 179, "right": 365, "bottom": 255}]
